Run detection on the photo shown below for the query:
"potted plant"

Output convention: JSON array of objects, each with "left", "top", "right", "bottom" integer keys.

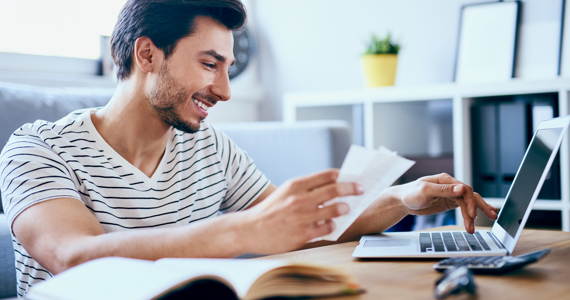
[{"left": 361, "top": 33, "right": 400, "bottom": 87}]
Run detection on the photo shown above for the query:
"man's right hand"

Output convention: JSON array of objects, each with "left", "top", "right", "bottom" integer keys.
[{"left": 240, "top": 169, "right": 363, "bottom": 254}]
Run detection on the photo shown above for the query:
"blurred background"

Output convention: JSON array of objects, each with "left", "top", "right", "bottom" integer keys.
[
  {"left": 0, "top": 0, "right": 520, "bottom": 121},
  {"left": 1, "top": 0, "right": 568, "bottom": 231}
]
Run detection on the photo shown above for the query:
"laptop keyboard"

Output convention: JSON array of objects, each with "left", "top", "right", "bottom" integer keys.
[{"left": 419, "top": 231, "right": 491, "bottom": 252}]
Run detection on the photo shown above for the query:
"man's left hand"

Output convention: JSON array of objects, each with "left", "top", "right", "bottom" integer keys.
[{"left": 389, "top": 173, "right": 498, "bottom": 233}]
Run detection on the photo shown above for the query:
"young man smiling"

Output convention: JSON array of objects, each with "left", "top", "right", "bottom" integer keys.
[{"left": 0, "top": 0, "right": 498, "bottom": 296}]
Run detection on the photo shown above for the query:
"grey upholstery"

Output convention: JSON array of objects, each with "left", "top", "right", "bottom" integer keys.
[
  {"left": 0, "top": 81, "right": 115, "bottom": 152},
  {"left": 0, "top": 81, "right": 352, "bottom": 298},
  {"left": 0, "top": 215, "right": 15, "bottom": 299},
  {"left": 216, "top": 121, "right": 351, "bottom": 186}
]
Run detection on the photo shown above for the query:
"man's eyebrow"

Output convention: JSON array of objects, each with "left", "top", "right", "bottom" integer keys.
[{"left": 200, "top": 50, "right": 234, "bottom": 65}]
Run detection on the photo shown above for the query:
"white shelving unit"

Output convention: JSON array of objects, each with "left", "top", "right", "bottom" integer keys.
[{"left": 283, "top": 78, "right": 570, "bottom": 231}]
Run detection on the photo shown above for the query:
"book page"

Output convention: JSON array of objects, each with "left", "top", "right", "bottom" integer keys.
[
  {"left": 26, "top": 257, "right": 206, "bottom": 300},
  {"left": 155, "top": 258, "right": 358, "bottom": 299},
  {"left": 313, "top": 145, "right": 415, "bottom": 241},
  {"left": 155, "top": 258, "right": 289, "bottom": 298}
]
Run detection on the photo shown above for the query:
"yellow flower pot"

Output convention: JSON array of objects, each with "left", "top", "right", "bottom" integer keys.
[{"left": 361, "top": 54, "right": 398, "bottom": 87}]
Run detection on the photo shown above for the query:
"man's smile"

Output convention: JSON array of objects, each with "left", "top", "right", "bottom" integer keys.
[{"left": 192, "top": 97, "right": 211, "bottom": 111}]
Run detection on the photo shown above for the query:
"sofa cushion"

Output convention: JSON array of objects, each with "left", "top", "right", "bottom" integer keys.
[
  {"left": 215, "top": 120, "right": 351, "bottom": 186},
  {"left": 0, "top": 81, "right": 114, "bottom": 151}
]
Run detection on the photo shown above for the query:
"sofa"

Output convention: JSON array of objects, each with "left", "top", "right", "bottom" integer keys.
[{"left": 0, "top": 81, "right": 351, "bottom": 298}]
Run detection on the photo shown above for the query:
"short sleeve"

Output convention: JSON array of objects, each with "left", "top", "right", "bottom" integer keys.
[
  {"left": 0, "top": 127, "right": 81, "bottom": 228},
  {"left": 211, "top": 126, "right": 270, "bottom": 213}
]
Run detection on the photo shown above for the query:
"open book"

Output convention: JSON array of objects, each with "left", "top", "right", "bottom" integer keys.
[{"left": 25, "top": 257, "right": 363, "bottom": 300}]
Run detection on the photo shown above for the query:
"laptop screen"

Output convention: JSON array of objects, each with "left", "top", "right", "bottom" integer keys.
[{"left": 497, "top": 127, "right": 562, "bottom": 237}]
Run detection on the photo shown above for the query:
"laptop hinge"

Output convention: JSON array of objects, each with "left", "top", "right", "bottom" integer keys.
[{"left": 487, "top": 232, "right": 507, "bottom": 250}]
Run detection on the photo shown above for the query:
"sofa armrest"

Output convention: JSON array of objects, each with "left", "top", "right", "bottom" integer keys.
[
  {"left": 214, "top": 120, "right": 352, "bottom": 186},
  {"left": 0, "top": 215, "right": 16, "bottom": 299}
]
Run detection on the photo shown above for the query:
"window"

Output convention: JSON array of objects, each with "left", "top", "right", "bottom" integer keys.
[{"left": 0, "top": 0, "right": 127, "bottom": 59}]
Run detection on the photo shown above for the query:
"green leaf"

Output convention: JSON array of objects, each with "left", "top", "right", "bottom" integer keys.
[{"left": 363, "top": 32, "right": 400, "bottom": 55}]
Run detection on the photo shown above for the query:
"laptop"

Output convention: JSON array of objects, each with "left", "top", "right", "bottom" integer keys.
[{"left": 352, "top": 115, "right": 570, "bottom": 258}]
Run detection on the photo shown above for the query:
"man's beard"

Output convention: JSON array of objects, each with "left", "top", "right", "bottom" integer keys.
[{"left": 148, "top": 63, "right": 206, "bottom": 134}]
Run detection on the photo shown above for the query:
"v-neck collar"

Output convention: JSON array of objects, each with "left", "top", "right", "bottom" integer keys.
[{"left": 82, "top": 109, "right": 172, "bottom": 188}]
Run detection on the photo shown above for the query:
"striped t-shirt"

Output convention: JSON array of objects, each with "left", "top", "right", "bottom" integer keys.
[{"left": 0, "top": 109, "right": 270, "bottom": 297}]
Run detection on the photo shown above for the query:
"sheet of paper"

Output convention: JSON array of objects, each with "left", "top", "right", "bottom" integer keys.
[{"left": 312, "top": 145, "right": 415, "bottom": 241}]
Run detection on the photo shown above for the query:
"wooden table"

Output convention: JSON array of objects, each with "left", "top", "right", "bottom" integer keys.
[{"left": 260, "top": 226, "right": 570, "bottom": 299}]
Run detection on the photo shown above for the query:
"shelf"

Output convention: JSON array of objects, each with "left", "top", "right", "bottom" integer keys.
[
  {"left": 457, "top": 78, "right": 570, "bottom": 98},
  {"left": 284, "top": 78, "right": 570, "bottom": 108},
  {"left": 284, "top": 82, "right": 456, "bottom": 107}
]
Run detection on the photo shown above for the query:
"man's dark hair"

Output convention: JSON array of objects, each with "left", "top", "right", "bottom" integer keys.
[{"left": 111, "top": 0, "right": 246, "bottom": 81}]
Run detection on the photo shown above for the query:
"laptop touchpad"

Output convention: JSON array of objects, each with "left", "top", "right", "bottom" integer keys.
[{"left": 363, "top": 239, "right": 411, "bottom": 247}]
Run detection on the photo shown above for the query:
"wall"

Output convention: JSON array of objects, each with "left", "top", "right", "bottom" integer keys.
[{"left": 252, "top": 0, "right": 490, "bottom": 121}]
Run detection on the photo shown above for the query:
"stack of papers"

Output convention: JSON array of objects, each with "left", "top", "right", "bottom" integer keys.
[{"left": 314, "top": 145, "right": 415, "bottom": 241}]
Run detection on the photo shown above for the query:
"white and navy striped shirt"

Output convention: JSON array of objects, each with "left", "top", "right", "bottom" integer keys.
[{"left": 0, "top": 109, "right": 270, "bottom": 297}]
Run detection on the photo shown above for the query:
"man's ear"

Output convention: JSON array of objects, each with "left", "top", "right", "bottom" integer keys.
[{"left": 133, "top": 36, "right": 164, "bottom": 74}]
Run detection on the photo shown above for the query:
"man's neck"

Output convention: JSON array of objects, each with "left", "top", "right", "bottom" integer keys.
[{"left": 91, "top": 80, "right": 172, "bottom": 178}]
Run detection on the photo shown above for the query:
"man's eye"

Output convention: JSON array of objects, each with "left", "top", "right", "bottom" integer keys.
[{"left": 203, "top": 63, "right": 215, "bottom": 69}]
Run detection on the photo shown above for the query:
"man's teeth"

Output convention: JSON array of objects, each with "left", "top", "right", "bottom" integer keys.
[{"left": 192, "top": 98, "right": 209, "bottom": 111}]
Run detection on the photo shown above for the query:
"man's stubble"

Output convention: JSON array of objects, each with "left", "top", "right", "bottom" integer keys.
[{"left": 148, "top": 63, "right": 213, "bottom": 134}]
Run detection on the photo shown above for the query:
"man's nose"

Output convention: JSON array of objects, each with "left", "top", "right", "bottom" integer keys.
[{"left": 211, "top": 70, "right": 231, "bottom": 101}]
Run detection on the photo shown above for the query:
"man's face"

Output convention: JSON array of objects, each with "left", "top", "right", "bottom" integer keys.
[{"left": 148, "top": 16, "right": 234, "bottom": 133}]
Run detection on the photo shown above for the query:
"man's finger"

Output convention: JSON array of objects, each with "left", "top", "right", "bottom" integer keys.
[
  {"left": 305, "top": 182, "right": 364, "bottom": 206},
  {"left": 314, "top": 202, "right": 349, "bottom": 222},
  {"left": 306, "top": 220, "right": 336, "bottom": 240},
  {"left": 456, "top": 184, "right": 477, "bottom": 219},
  {"left": 420, "top": 182, "right": 459, "bottom": 200},
  {"left": 455, "top": 198, "right": 475, "bottom": 234},
  {"left": 476, "top": 193, "right": 498, "bottom": 220},
  {"left": 284, "top": 169, "right": 340, "bottom": 192},
  {"left": 422, "top": 172, "right": 459, "bottom": 185}
]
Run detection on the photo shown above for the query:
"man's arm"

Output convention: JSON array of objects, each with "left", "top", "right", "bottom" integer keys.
[
  {"left": 12, "top": 169, "right": 362, "bottom": 275},
  {"left": 13, "top": 197, "right": 250, "bottom": 275},
  {"left": 336, "top": 172, "right": 499, "bottom": 243},
  {"left": 245, "top": 182, "right": 277, "bottom": 208}
]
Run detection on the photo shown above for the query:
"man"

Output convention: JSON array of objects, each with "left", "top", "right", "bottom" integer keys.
[{"left": 0, "top": 0, "right": 498, "bottom": 296}]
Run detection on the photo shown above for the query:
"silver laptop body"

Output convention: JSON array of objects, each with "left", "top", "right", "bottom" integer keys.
[{"left": 353, "top": 115, "right": 570, "bottom": 258}]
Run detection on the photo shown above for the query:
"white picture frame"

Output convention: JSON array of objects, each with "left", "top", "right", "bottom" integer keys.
[
  {"left": 514, "top": 0, "right": 564, "bottom": 80},
  {"left": 560, "top": 0, "right": 570, "bottom": 77},
  {"left": 454, "top": 1, "right": 520, "bottom": 84}
]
